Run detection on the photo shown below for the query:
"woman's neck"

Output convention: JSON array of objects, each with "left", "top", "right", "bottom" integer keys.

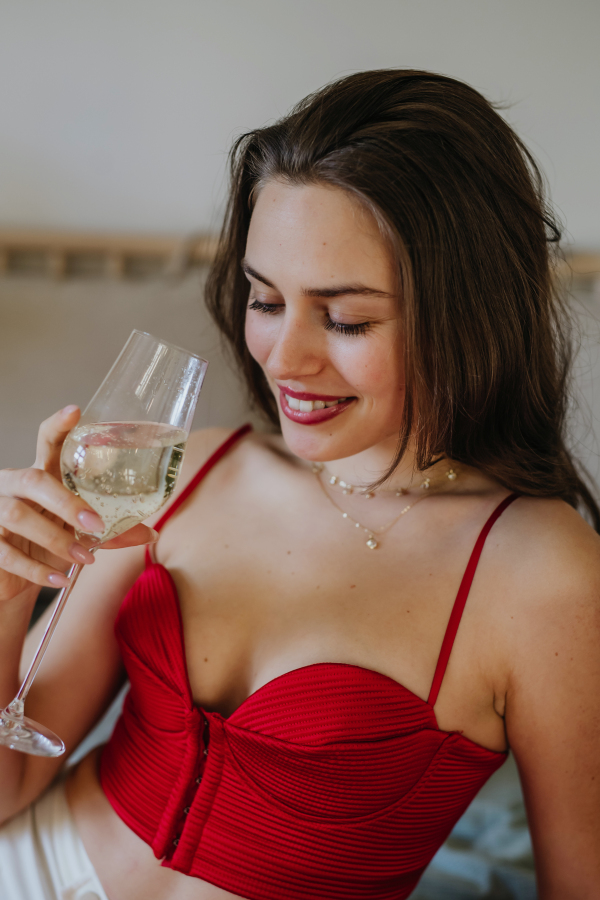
[{"left": 321, "top": 436, "right": 424, "bottom": 494}]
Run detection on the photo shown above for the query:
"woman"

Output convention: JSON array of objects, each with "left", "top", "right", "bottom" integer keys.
[{"left": 1, "top": 69, "right": 599, "bottom": 900}]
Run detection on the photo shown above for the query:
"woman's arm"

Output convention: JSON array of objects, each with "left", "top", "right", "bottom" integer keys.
[
  {"left": 0, "top": 406, "right": 156, "bottom": 821},
  {"left": 0, "top": 414, "right": 234, "bottom": 822},
  {"left": 504, "top": 502, "right": 600, "bottom": 896},
  {"left": 3, "top": 543, "right": 146, "bottom": 817}
]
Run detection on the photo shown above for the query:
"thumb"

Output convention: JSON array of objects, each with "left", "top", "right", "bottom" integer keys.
[{"left": 35, "top": 405, "right": 80, "bottom": 471}]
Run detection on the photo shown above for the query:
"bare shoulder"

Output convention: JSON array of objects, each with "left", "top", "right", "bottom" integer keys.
[
  {"left": 486, "top": 494, "right": 600, "bottom": 703},
  {"left": 182, "top": 426, "right": 241, "bottom": 472},
  {"left": 182, "top": 426, "right": 287, "bottom": 479},
  {"left": 155, "top": 425, "right": 288, "bottom": 516},
  {"left": 491, "top": 495, "right": 600, "bottom": 610},
  {"left": 157, "top": 426, "right": 252, "bottom": 503},
  {"left": 492, "top": 497, "right": 600, "bottom": 885}
]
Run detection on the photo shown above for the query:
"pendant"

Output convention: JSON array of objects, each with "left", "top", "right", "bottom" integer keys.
[{"left": 366, "top": 537, "right": 378, "bottom": 550}]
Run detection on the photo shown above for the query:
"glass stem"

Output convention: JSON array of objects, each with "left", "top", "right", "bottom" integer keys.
[{"left": 9, "top": 560, "right": 88, "bottom": 712}]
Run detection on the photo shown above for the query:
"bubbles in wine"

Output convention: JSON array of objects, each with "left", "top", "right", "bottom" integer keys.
[{"left": 61, "top": 422, "right": 187, "bottom": 542}]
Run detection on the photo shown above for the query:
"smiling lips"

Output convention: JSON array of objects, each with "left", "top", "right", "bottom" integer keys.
[{"left": 278, "top": 387, "right": 355, "bottom": 425}]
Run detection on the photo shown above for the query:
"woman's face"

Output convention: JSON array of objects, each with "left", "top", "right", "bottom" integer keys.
[{"left": 244, "top": 180, "right": 404, "bottom": 462}]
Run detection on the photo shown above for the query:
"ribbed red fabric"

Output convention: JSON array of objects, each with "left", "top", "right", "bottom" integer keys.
[{"left": 100, "top": 428, "right": 518, "bottom": 900}]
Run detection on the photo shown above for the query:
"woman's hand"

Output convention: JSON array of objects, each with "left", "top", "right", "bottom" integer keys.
[{"left": 0, "top": 405, "right": 157, "bottom": 603}]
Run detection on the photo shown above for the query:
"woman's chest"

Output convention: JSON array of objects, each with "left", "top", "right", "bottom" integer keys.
[{"left": 156, "top": 500, "right": 487, "bottom": 719}]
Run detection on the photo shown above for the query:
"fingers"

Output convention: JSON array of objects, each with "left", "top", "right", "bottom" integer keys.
[
  {"left": 101, "top": 524, "right": 159, "bottom": 550},
  {"left": 0, "top": 537, "right": 70, "bottom": 588},
  {"left": 0, "top": 496, "right": 96, "bottom": 567},
  {"left": 0, "top": 468, "right": 104, "bottom": 535},
  {"left": 34, "top": 405, "right": 80, "bottom": 472}
]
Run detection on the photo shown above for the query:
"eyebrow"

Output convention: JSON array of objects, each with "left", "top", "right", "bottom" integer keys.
[{"left": 241, "top": 260, "right": 392, "bottom": 299}]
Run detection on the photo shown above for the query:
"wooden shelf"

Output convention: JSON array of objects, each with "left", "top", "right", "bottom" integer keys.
[{"left": 0, "top": 229, "right": 218, "bottom": 280}]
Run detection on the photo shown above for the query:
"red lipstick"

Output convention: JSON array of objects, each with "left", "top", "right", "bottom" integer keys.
[
  {"left": 280, "top": 386, "right": 349, "bottom": 402},
  {"left": 278, "top": 387, "right": 355, "bottom": 426}
]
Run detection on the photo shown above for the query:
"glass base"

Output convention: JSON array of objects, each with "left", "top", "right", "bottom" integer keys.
[{"left": 0, "top": 703, "right": 65, "bottom": 757}]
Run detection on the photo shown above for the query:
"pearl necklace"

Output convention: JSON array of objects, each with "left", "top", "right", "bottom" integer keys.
[{"left": 312, "top": 463, "right": 459, "bottom": 549}]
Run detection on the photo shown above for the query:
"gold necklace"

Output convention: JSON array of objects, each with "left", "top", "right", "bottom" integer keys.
[
  {"left": 312, "top": 463, "right": 459, "bottom": 549},
  {"left": 323, "top": 472, "right": 407, "bottom": 498}
]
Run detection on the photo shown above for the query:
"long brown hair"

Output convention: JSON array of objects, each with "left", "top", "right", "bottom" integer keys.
[{"left": 206, "top": 68, "right": 600, "bottom": 529}]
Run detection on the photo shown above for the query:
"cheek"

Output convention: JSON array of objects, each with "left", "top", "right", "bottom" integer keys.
[
  {"left": 333, "top": 337, "right": 405, "bottom": 406},
  {"left": 245, "top": 312, "right": 276, "bottom": 366}
]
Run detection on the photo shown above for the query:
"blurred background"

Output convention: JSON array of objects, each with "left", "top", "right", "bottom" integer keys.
[{"left": 1, "top": 1, "right": 599, "bottom": 897}]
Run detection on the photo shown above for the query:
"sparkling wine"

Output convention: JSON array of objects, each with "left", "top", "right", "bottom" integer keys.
[{"left": 61, "top": 422, "right": 187, "bottom": 542}]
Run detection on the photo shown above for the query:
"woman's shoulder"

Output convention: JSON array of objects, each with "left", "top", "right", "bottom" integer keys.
[
  {"left": 486, "top": 493, "right": 600, "bottom": 606},
  {"left": 182, "top": 425, "right": 286, "bottom": 473},
  {"left": 149, "top": 426, "right": 296, "bottom": 545},
  {"left": 492, "top": 497, "right": 600, "bottom": 803},
  {"left": 171, "top": 425, "right": 291, "bottom": 502},
  {"left": 497, "top": 494, "right": 600, "bottom": 590},
  {"left": 485, "top": 493, "right": 600, "bottom": 665},
  {"left": 183, "top": 425, "right": 244, "bottom": 469}
]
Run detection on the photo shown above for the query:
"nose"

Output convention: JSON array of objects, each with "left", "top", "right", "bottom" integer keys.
[{"left": 264, "top": 312, "right": 324, "bottom": 382}]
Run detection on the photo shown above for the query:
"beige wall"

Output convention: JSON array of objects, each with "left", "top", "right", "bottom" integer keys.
[
  {"left": 0, "top": 271, "right": 262, "bottom": 469},
  {"left": 0, "top": 0, "right": 599, "bottom": 247}
]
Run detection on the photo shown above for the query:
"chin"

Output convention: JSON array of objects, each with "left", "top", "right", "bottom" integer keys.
[{"left": 278, "top": 416, "right": 396, "bottom": 462}]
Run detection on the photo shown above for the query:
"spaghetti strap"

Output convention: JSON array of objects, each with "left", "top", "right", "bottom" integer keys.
[
  {"left": 144, "top": 424, "right": 252, "bottom": 566},
  {"left": 427, "top": 492, "right": 520, "bottom": 707}
]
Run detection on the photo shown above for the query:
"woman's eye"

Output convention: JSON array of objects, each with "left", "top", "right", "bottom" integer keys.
[
  {"left": 248, "top": 298, "right": 282, "bottom": 315},
  {"left": 249, "top": 298, "right": 371, "bottom": 336},
  {"left": 324, "top": 318, "right": 371, "bottom": 337}
]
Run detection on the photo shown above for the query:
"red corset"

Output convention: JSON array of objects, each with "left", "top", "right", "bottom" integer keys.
[{"left": 100, "top": 425, "right": 515, "bottom": 900}]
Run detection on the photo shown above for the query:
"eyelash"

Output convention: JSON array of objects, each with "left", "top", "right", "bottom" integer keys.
[{"left": 248, "top": 299, "right": 371, "bottom": 337}]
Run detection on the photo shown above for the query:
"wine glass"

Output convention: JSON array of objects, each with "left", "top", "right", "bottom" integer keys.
[{"left": 0, "top": 331, "right": 207, "bottom": 757}]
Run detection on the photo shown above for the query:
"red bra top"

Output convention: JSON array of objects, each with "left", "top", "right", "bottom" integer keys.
[{"left": 100, "top": 425, "right": 518, "bottom": 900}]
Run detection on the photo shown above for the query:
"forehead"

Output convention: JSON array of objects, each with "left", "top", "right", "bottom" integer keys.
[{"left": 246, "top": 180, "right": 393, "bottom": 289}]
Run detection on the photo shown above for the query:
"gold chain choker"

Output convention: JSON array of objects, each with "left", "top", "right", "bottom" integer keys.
[{"left": 312, "top": 463, "right": 459, "bottom": 549}]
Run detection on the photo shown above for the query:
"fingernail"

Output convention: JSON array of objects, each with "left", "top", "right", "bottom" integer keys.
[
  {"left": 61, "top": 405, "right": 79, "bottom": 416},
  {"left": 69, "top": 542, "right": 96, "bottom": 564},
  {"left": 48, "top": 572, "right": 69, "bottom": 587},
  {"left": 77, "top": 510, "right": 104, "bottom": 532},
  {"left": 149, "top": 528, "right": 160, "bottom": 543}
]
